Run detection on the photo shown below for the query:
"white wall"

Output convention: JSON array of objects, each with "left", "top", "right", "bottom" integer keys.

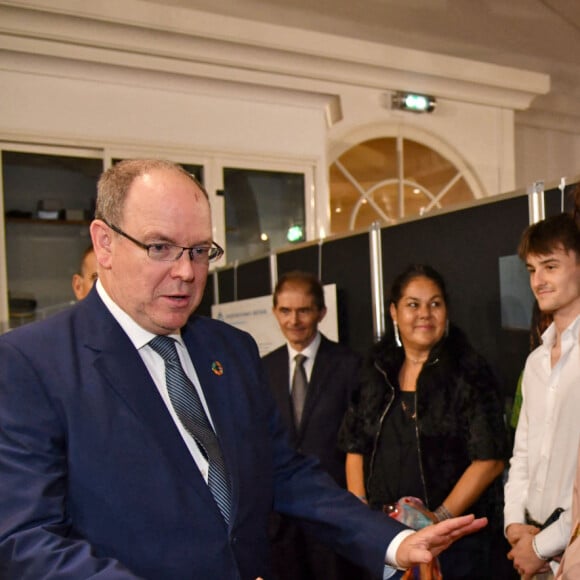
[{"left": 515, "top": 124, "right": 580, "bottom": 190}]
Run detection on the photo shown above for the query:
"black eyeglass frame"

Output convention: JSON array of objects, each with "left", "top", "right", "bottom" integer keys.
[{"left": 102, "top": 220, "right": 224, "bottom": 263}]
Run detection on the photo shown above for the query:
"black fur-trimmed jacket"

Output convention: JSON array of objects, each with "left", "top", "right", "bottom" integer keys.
[{"left": 338, "top": 324, "right": 508, "bottom": 525}]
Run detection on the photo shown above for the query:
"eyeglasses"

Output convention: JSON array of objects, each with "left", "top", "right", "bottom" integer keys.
[{"left": 104, "top": 221, "right": 224, "bottom": 264}]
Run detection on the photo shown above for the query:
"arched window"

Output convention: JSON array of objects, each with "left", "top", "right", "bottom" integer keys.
[{"left": 329, "top": 134, "right": 482, "bottom": 234}]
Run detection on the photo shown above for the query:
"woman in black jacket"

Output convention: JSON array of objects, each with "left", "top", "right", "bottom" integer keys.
[{"left": 339, "top": 264, "right": 508, "bottom": 579}]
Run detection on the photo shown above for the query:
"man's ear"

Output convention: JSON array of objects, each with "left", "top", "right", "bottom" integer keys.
[
  {"left": 317, "top": 307, "right": 327, "bottom": 323},
  {"left": 72, "top": 274, "right": 83, "bottom": 300},
  {"left": 90, "top": 220, "right": 113, "bottom": 268}
]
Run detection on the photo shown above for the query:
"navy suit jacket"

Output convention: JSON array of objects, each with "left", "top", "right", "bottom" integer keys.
[
  {"left": 0, "top": 290, "right": 405, "bottom": 579},
  {"left": 262, "top": 335, "right": 361, "bottom": 487}
]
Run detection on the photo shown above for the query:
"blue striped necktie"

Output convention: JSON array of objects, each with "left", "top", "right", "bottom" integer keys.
[{"left": 149, "top": 335, "right": 232, "bottom": 525}]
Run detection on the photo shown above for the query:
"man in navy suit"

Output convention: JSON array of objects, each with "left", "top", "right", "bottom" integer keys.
[
  {"left": 263, "top": 271, "right": 364, "bottom": 580},
  {"left": 0, "top": 159, "right": 486, "bottom": 579}
]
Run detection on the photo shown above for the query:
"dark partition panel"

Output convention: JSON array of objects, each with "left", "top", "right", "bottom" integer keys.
[
  {"left": 197, "top": 273, "right": 214, "bottom": 317},
  {"left": 277, "top": 245, "right": 319, "bottom": 277},
  {"left": 217, "top": 267, "right": 235, "bottom": 304},
  {"left": 545, "top": 183, "right": 577, "bottom": 217},
  {"left": 321, "top": 233, "right": 373, "bottom": 355},
  {"left": 236, "top": 257, "right": 271, "bottom": 300},
  {"left": 215, "top": 257, "right": 271, "bottom": 305},
  {"left": 381, "top": 195, "right": 530, "bottom": 396}
]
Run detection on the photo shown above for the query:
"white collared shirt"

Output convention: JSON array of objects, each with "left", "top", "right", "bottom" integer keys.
[
  {"left": 504, "top": 315, "right": 580, "bottom": 558},
  {"left": 95, "top": 281, "right": 211, "bottom": 483}
]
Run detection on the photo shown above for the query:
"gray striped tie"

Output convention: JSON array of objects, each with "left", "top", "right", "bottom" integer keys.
[{"left": 149, "top": 335, "right": 231, "bottom": 525}]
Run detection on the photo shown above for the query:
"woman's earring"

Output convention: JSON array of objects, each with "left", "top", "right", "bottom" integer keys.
[{"left": 393, "top": 321, "right": 402, "bottom": 347}]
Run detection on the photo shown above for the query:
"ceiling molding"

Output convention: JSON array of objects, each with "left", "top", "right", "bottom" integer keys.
[
  {"left": 0, "top": 1, "right": 550, "bottom": 111},
  {"left": 516, "top": 109, "right": 580, "bottom": 136}
]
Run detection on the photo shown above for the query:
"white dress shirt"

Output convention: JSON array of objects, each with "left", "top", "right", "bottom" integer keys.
[
  {"left": 504, "top": 316, "right": 580, "bottom": 559},
  {"left": 95, "top": 281, "right": 212, "bottom": 483}
]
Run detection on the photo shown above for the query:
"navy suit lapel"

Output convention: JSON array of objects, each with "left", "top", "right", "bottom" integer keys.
[
  {"left": 81, "top": 295, "right": 225, "bottom": 526},
  {"left": 308, "top": 338, "right": 332, "bottom": 394},
  {"left": 298, "top": 335, "right": 337, "bottom": 438},
  {"left": 268, "top": 347, "right": 295, "bottom": 437}
]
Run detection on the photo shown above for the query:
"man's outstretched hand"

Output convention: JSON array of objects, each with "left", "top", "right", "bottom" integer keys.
[{"left": 396, "top": 515, "right": 488, "bottom": 568}]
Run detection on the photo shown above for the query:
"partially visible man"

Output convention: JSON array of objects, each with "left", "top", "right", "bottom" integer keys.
[
  {"left": 263, "top": 271, "right": 363, "bottom": 580},
  {"left": 72, "top": 244, "right": 98, "bottom": 300},
  {"left": 0, "top": 159, "right": 486, "bottom": 580},
  {"left": 505, "top": 213, "right": 580, "bottom": 579}
]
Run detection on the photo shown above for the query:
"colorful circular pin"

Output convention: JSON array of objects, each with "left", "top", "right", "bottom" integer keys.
[{"left": 211, "top": 361, "right": 224, "bottom": 376}]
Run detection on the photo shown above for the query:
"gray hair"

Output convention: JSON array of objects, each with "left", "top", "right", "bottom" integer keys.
[{"left": 95, "top": 159, "right": 207, "bottom": 225}]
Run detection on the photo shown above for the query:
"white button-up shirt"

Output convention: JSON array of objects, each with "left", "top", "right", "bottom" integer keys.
[{"left": 504, "top": 315, "right": 580, "bottom": 559}]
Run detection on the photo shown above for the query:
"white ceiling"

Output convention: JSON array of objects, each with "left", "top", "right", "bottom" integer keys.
[{"left": 142, "top": 0, "right": 580, "bottom": 118}]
